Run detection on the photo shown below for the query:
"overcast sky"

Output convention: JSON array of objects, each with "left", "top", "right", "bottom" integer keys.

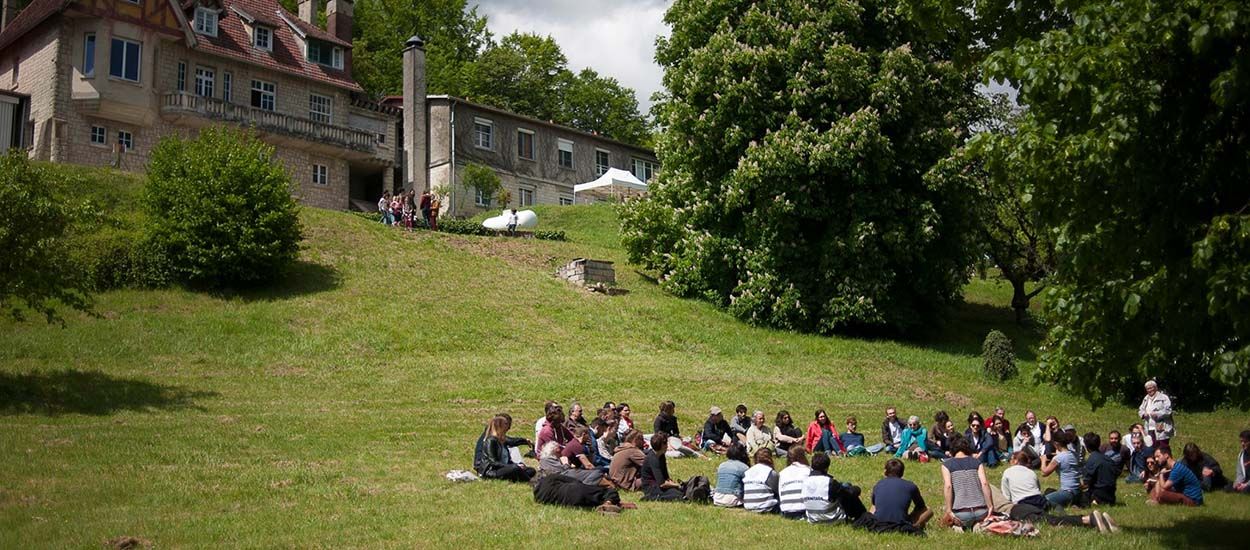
[{"left": 473, "top": 0, "right": 672, "bottom": 113}]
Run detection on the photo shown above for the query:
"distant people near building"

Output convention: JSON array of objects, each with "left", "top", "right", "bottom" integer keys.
[
  {"left": 420, "top": 190, "right": 433, "bottom": 228},
  {"left": 506, "top": 209, "right": 519, "bottom": 236},
  {"left": 1139, "top": 379, "right": 1174, "bottom": 451},
  {"left": 379, "top": 191, "right": 393, "bottom": 225},
  {"left": 429, "top": 195, "right": 441, "bottom": 231}
]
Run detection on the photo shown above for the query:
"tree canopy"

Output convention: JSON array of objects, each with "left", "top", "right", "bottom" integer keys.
[{"left": 620, "top": 0, "right": 982, "bottom": 335}]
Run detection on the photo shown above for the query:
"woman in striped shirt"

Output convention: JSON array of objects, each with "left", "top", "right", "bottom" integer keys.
[{"left": 941, "top": 434, "right": 994, "bottom": 530}]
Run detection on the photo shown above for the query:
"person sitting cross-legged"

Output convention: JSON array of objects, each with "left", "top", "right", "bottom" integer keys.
[
  {"left": 894, "top": 416, "right": 930, "bottom": 462},
  {"left": 940, "top": 434, "right": 994, "bottom": 530},
  {"left": 1147, "top": 446, "right": 1203, "bottom": 506},
  {"left": 778, "top": 446, "right": 810, "bottom": 520},
  {"left": 607, "top": 430, "right": 647, "bottom": 491},
  {"left": 640, "top": 432, "right": 685, "bottom": 501},
  {"left": 701, "top": 407, "right": 733, "bottom": 454},
  {"left": 743, "top": 448, "right": 781, "bottom": 513},
  {"left": 773, "top": 410, "right": 804, "bottom": 456},
  {"left": 853, "top": 458, "right": 931, "bottom": 535},
  {"left": 1081, "top": 433, "right": 1118, "bottom": 506},
  {"left": 803, "top": 452, "right": 866, "bottom": 524},
  {"left": 713, "top": 442, "right": 750, "bottom": 507},
  {"left": 745, "top": 410, "right": 777, "bottom": 457},
  {"left": 1041, "top": 430, "right": 1083, "bottom": 513}
]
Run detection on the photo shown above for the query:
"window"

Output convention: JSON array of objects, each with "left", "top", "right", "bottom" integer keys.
[
  {"left": 559, "top": 196, "right": 573, "bottom": 206},
  {"left": 83, "top": 33, "right": 95, "bottom": 77},
  {"left": 519, "top": 188, "right": 534, "bottom": 206},
  {"left": 473, "top": 118, "right": 493, "bottom": 150},
  {"left": 307, "top": 41, "right": 343, "bottom": 69},
  {"left": 108, "top": 38, "right": 141, "bottom": 82},
  {"left": 223, "top": 72, "right": 232, "bottom": 102},
  {"left": 121, "top": 0, "right": 140, "bottom": 4},
  {"left": 194, "top": 67, "right": 214, "bottom": 98},
  {"left": 253, "top": 26, "right": 272, "bottom": 51},
  {"left": 309, "top": 94, "right": 332, "bottom": 123},
  {"left": 251, "top": 80, "right": 275, "bottom": 111},
  {"left": 90, "top": 125, "right": 106, "bottom": 145},
  {"left": 475, "top": 187, "right": 491, "bottom": 207},
  {"left": 377, "top": 133, "right": 386, "bottom": 144},
  {"left": 557, "top": 139, "right": 574, "bottom": 168},
  {"left": 516, "top": 128, "right": 534, "bottom": 160},
  {"left": 595, "top": 149, "right": 610, "bottom": 176},
  {"left": 312, "top": 164, "right": 328, "bottom": 186},
  {"left": 632, "top": 158, "right": 659, "bottom": 183},
  {"left": 176, "top": 61, "right": 186, "bottom": 91},
  {"left": 194, "top": 8, "right": 218, "bottom": 36},
  {"left": 117, "top": 130, "right": 133, "bottom": 151}
]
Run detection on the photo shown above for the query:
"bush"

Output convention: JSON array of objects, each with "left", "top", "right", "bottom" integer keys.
[
  {"left": 75, "top": 233, "right": 173, "bottom": 290},
  {"left": 436, "top": 218, "right": 493, "bottom": 236},
  {"left": 982, "top": 330, "right": 1018, "bottom": 382},
  {"left": 144, "top": 127, "right": 302, "bottom": 286},
  {"left": 534, "top": 230, "right": 566, "bottom": 241},
  {"left": 462, "top": 163, "right": 501, "bottom": 208}
]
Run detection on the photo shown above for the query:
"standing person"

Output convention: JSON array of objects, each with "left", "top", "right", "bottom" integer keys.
[
  {"left": 1147, "top": 446, "right": 1203, "bottom": 506},
  {"left": 964, "top": 412, "right": 997, "bottom": 467},
  {"left": 506, "top": 208, "right": 519, "bottom": 236},
  {"left": 894, "top": 416, "right": 930, "bottom": 462},
  {"left": 1081, "top": 433, "right": 1118, "bottom": 505},
  {"left": 803, "top": 453, "right": 866, "bottom": 524},
  {"left": 640, "top": 433, "right": 684, "bottom": 501},
  {"left": 419, "top": 190, "right": 432, "bottom": 228},
  {"left": 1182, "top": 443, "right": 1227, "bottom": 491},
  {"left": 378, "top": 191, "right": 393, "bottom": 225},
  {"left": 476, "top": 416, "right": 536, "bottom": 482},
  {"left": 401, "top": 193, "right": 413, "bottom": 230},
  {"left": 778, "top": 446, "right": 810, "bottom": 520},
  {"left": 1041, "top": 431, "right": 1082, "bottom": 511},
  {"left": 713, "top": 443, "right": 750, "bottom": 507},
  {"left": 1139, "top": 379, "right": 1174, "bottom": 451},
  {"left": 865, "top": 459, "right": 932, "bottom": 533},
  {"left": 881, "top": 407, "right": 904, "bottom": 455},
  {"left": 701, "top": 407, "right": 732, "bottom": 454},
  {"left": 773, "top": 410, "right": 804, "bottom": 454},
  {"left": 1230, "top": 430, "right": 1250, "bottom": 494},
  {"left": 731, "top": 404, "right": 752, "bottom": 442},
  {"left": 940, "top": 435, "right": 994, "bottom": 530},
  {"left": 743, "top": 448, "right": 781, "bottom": 513},
  {"left": 608, "top": 430, "right": 646, "bottom": 491},
  {"left": 745, "top": 410, "right": 776, "bottom": 457},
  {"left": 1125, "top": 431, "right": 1154, "bottom": 483},
  {"left": 805, "top": 409, "right": 846, "bottom": 455},
  {"left": 429, "top": 194, "right": 441, "bottom": 231}
]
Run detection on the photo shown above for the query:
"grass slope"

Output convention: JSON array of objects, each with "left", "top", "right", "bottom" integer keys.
[{"left": 1, "top": 173, "right": 1247, "bottom": 548}]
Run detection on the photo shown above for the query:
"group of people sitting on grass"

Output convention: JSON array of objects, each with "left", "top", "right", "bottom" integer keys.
[
  {"left": 471, "top": 380, "right": 1250, "bottom": 531},
  {"left": 377, "top": 189, "right": 438, "bottom": 230}
]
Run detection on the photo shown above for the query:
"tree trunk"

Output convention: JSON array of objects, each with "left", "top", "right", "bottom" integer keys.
[{"left": 1010, "top": 278, "right": 1030, "bottom": 325}]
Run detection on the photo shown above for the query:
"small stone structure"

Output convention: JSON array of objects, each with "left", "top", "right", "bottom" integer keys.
[{"left": 558, "top": 258, "right": 615, "bottom": 285}]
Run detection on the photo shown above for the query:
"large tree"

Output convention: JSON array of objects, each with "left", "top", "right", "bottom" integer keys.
[
  {"left": 462, "top": 32, "right": 569, "bottom": 123},
  {"left": 980, "top": 0, "right": 1250, "bottom": 407},
  {"left": 620, "top": 0, "right": 981, "bottom": 335},
  {"left": 563, "top": 68, "right": 652, "bottom": 147},
  {"left": 351, "top": 0, "right": 491, "bottom": 98}
]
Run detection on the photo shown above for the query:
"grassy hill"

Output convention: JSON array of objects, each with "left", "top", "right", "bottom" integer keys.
[{"left": 1, "top": 167, "right": 1246, "bottom": 548}]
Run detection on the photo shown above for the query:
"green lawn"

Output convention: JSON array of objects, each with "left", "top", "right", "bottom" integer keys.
[{"left": 1, "top": 173, "right": 1247, "bottom": 548}]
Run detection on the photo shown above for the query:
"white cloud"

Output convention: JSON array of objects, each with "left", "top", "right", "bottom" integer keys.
[{"left": 473, "top": 0, "right": 672, "bottom": 113}]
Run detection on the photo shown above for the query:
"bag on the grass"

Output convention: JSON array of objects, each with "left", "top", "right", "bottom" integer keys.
[
  {"left": 972, "top": 515, "right": 1038, "bottom": 537},
  {"left": 682, "top": 475, "right": 711, "bottom": 503},
  {"left": 445, "top": 470, "right": 479, "bottom": 482}
]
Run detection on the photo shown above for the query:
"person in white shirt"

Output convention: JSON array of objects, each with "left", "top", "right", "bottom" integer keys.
[
  {"left": 745, "top": 410, "right": 776, "bottom": 456},
  {"left": 1001, "top": 451, "right": 1048, "bottom": 509},
  {"left": 506, "top": 209, "right": 519, "bottom": 236},
  {"left": 1139, "top": 380, "right": 1174, "bottom": 451},
  {"left": 778, "top": 446, "right": 811, "bottom": 520}
]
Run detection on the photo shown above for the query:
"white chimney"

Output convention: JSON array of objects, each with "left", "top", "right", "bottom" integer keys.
[
  {"left": 403, "top": 35, "right": 427, "bottom": 192},
  {"left": 297, "top": 0, "right": 318, "bottom": 26}
]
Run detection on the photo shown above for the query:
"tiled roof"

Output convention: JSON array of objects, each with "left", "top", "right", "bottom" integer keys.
[
  {"left": 193, "top": 0, "right": 360, "bottom": 92},
  {"left": 0, "top": 0, "right": 70, "bottom": 51}
]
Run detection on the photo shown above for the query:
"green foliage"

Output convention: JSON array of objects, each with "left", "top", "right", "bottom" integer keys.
[
  {"left": 496, "top": 188, "right": 512, "bottom": 209},
  {"left": 982, "top": 329, "right": 1018, "bottom": 381},
  {"left": 621, "top": 0, "right": 981, "bottom": 334},
  {"left": 463, "top": 32, "right": 569, "bottom": 122},
  {"left": 534, "top": 230, "right": 567, "bottom": 242},
  {"left": 563, "top": 68, "right": 653, "bottom": 146},
  {"left": 75, "top": 233, "right": 173, "bottom": 290},
  {"left": 461, "top": 163, "right": 500, "bottom": 208},
  {"left": 981, "top": 0, "right": 1250, "bottom": 407},
  {"left": 0, "top": 152, "right": 93, "bottom": 322},
  {"left": 351, "top": 0, "right": 491, "bottom": 98},
  {"left": 436, "top": 218, "right": 494, "bottom": 236},
  {"left": 144, "top": 127, "right": 303, "bottom": 287}
]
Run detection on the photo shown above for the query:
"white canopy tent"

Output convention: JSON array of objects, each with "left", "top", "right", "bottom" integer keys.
[{"left": 572, "top": 168, "right": 648, "bottom": 203}]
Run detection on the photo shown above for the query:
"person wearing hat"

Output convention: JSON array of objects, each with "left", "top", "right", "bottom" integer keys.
[
  {"left": 701, "top": 407, "right": 732, "bottom": 454},
  {"left": 1139, "top": 379, "right": 1174, "bottom": 451}
]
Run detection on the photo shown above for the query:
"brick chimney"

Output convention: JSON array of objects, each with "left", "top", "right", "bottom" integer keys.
[
  {"left": 297, "top": 0, "right": 318, "bottom": 26},
  {"left": 402, "top": 35, "right": 427, "bottom": 192},
  {"left": 326, "top": 0, "right": 352, "bottom": 42}
]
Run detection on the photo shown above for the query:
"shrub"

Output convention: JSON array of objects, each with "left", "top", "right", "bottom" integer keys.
[
  {"left": 462, "top": 163, "right": 501, "bottom": 208},
  {"left": 534, "top": 230, "right": 566, "bottom": 241},
  {"left": 0, "top": 152, "right": 93, "bottom": 322},
  {"left": 144, "top": 127, "right": 302, "bottom": 287},
  {"left": 982, "top": 330, "right": 1018, "bottom": 382},
  {"left": 437, "top": 219, "right": 493, "bottom": 236},
  {"left": 76, "top": 233, "right": 173, "bottom": 290}
]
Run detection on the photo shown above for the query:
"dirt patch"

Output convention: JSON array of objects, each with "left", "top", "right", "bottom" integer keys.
[
  {"left": 269, "top": 479, "right": 293, "bottom": 489},
  {"left": 105, "top": 536, "right": 151, "bottom": 549},
  {"left": 267, "top": 364, "right": 309, "bottom": 377},
  {"left": 943, "top": 391, "right": 973, "bottom": 409},
  {"left": 912, "top": 387, "right": 933, "bottom": 401},
  {"left": 440, "top": 235, "right": 558, "bottom": 271}
]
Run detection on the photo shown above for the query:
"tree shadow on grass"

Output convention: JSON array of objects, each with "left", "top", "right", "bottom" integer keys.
[
  {"left": 1133, "top": 516, "right": 1250, "bottom": 549},
  {"left": 906, "top": 301, "right": 1045, "bottom": 363},
  {"left": 0, "top": 369, "right": 217, "bottom": 416},
  {"left": 209, "top": 260, "right": 342, "bottom": 302}
]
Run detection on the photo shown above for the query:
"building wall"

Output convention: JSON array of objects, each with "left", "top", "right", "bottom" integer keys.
[{"left": 0, "top": 20, "right": 62, "bottom": 161}]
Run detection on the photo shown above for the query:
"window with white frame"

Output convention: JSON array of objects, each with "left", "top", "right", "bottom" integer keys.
[
  {"left": 108, "top": 38, "right": 141, "bottom": 82},
  {"left": 475, "top": 187, "right": 491, "bottom": 207},
  {"left": 193, "top": 8, "right": 218, "bottom": 37},
  {"left": 307, "top": 40, "right": 343, "bottom": 69},
  {"left": 251, "top": 80, "right": 275, "bottom": 111},
  {"left": 559, "top": 196, "right": 573, "bottom": 206},
  {"left": 176, "top": 61, "right": 186, "bottom": 91},
  {"left": 83, "top": 33, "right": 96, "bottom": 77},
  {"left": 595, "top": 149, "right": 610, "bottom": 176},
  {"left": 557, "top": 139, "right": 574, "bottom": 169},
  {"left": 473, "top": 118, "right": 493, "bottom": 150},
  {"left": 309, "top": 94, "right": 332, "bottom": 123},
  {"left": 194, "top": 67, "right": 215, "bottom": 97},
  {"left": 117, "top": 130, "right": 133, "bottom": 151},
  {"left": 223, "top": 72, "right": 232, "bottom": 102},
  {"left": 516, "top": 128, "right": 534, "bottom": 160},
  {"left": 519, "top": 188, "right": 534, "bottom": 206},
  {"left": 253, "top": 26, "right": 272, "bottom": 51},
  {"left": 90, "top": 125, "right": 106, "bottom": 145},
  {"left": 632, "top": 157, "right": 659, "bottom": 183},
  {"left": 312, "top": 164, "right": 328, "bottom": 186}
]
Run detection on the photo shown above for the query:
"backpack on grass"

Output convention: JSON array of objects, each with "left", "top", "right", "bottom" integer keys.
[{"left": 682, "top": 475, "right": 711, "bottom": 503}]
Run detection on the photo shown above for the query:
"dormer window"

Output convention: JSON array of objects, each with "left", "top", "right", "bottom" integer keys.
[
  {"left": 193, "top": 7, "right": 219, "bottom": 37},
  {"left": 253, "top": 26, "right": 272, "bottom": 51},
  {"left": 307, "top": 40, "right": 343, "bottom": 69}
]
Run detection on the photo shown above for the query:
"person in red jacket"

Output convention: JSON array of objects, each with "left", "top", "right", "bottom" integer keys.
[{"left": 806, "top": 409, "right": 846, "bottom": 455}]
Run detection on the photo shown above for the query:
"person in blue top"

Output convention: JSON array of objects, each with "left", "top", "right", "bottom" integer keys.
[
  {"left": 713, "top": 443, "right": 750, "bottom": 507},
  {"left": 1041, "top": 430, "right": 1082, "bottom": 512},
  {"left": 1148, "top": 446, "right": 1203, "bottom": 506},
  {"left": 894, "top": 416, "right": 930, "bottom": 462}
]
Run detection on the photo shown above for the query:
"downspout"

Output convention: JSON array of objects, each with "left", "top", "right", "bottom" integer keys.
[{"left": 449, "top": 98, "right": 456, "bottom": 216}]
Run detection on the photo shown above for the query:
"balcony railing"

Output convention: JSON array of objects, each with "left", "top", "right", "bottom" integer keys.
[{"left": 160, "top": 92, "right": 377, "bottom": 154}]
